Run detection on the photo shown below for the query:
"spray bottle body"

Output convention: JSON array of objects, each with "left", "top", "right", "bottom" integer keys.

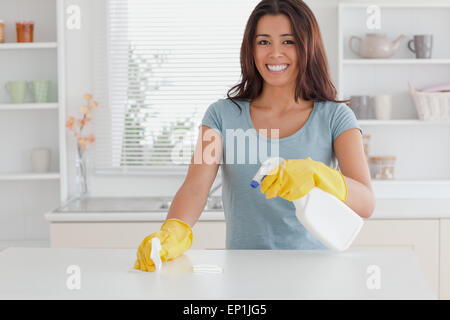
[
  {"left": 252, "top": 157, "right": 364, "bottom": 251},
  {"left": 293, "top": 187, "right": 363, "bottom": 251}
]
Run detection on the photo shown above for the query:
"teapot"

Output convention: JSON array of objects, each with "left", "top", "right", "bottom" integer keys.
[{"left": 349, "top": 33, "right": 406, "bottom": 59}]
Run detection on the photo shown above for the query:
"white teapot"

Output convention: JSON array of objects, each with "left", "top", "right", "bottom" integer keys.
[{"left": 349, "top": 33, "right": 406, "bottom": 59}]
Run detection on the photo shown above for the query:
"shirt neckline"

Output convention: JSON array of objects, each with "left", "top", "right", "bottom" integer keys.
[{"left": 243, "top": 99, "right": 318, "bottom": 142}]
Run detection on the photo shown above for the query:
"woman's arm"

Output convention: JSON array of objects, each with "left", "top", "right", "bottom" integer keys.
[
  {"left": 334, "top": 128, "right": 375, "bottom": 218},
  {"left": 165, "top": 125, "right": 223, "bottom": 227}
]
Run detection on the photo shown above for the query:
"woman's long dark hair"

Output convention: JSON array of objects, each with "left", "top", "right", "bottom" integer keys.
[{"left": 227, "top": 0, "right": 346, "bottom": 111}]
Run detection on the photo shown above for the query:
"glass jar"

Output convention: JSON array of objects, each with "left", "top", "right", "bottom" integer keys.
[
  {"left": 370, "top": 156, "right": 396, "bottom": 180},
  {"left": 362, "top": 135, "right": 370, "bottom": 162},
  {"left": 0, "top": 20, "right": 4, "bottom": 43},
  {"left": 16, "top": 21, "right": 34, "bottom": 42}
]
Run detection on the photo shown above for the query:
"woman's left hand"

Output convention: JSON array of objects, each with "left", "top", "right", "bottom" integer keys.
[{"left": 260, "top": 157, "right": 348, "bottom": 201}]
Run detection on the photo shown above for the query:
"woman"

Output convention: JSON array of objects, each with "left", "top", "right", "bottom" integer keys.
[{"left": 135, "top": 0, "right": 375, "bottom": 272}]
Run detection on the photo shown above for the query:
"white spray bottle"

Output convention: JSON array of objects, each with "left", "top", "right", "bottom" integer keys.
[{"left": 251, "top": 157, "right": 364, "bottom": 251}]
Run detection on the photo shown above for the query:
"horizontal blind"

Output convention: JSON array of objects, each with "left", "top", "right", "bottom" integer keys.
[{"left": 94, "top": 0, "right": 260, "bottom": 172}]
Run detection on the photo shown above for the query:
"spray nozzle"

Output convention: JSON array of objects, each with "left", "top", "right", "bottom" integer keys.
[{"left": 250, "top": 157, "right": 285, "bottom": 188}]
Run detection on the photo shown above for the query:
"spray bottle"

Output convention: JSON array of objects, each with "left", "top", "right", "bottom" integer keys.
[{"left": 251, "top": 157, "right": 364, "bottom": 251}]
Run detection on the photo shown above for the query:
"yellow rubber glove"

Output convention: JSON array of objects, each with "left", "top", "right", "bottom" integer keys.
[
  {"left": 134, "top": 218, "right": 193, "bottom": 272},
  {"left": 260, "top": 157, "right": 348, "bottom": 202}
]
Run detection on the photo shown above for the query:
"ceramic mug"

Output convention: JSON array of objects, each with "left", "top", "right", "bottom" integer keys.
[
  {"left": 372, "top": 95, "right": 392, "bottom": 120},
  {"left": 408, "top": 35, "right": 433, "bottom": 59},
  {"left": 5, "top": 80, "right": 27, "bottom": 103},
  {"left": 29, "top": 80, "right": 50, "bottom": 103},
  {"left": 31, "top": 148, "right": 51, "bottom": 173}
]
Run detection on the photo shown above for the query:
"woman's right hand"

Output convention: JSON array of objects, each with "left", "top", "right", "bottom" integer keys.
[{"left": 134, "top": 218, "right": 193, "bottom": 272}]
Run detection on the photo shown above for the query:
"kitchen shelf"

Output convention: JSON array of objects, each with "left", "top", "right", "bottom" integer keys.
[
  {"left": 343, "top": 59, "right": 450, "bottom": 65},
  {"left": 0, "top": 103, "right": 58, "bottom": 110},
  {"left": 0, "top": 42, "right": 57, "bottom": 50},
  {"left": 340, "top": 1, "right": 450, "bottom": 9},
  {"left": 0, "top": 173, "right": 60, "bottom": 181},
  {"left": 371, "top": 179, "right": 450, "bottom": 199},
  {"left": 372, "top": 179, "right": 450, "bottom": 185},
  {"left": 358, "top": 120, "right": 450, "bottom": 126}
]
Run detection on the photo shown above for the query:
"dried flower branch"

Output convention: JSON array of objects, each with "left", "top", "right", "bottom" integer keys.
[{"left": 66, "top": 93, "right": 99, "bottom": 154}]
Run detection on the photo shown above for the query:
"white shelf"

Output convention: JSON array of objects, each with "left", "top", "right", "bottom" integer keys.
[
  {"left": 0, "top": 42, "right": 57, "bottom": 50},
  {"left": 0, "top": 173, "right": 60, "bottom": 181},
  {"left": 358, "top": 120, "right": 450, "bottom": 126},
  {"left": 0, "top": 103, "right": 58, "bottom": 110},
  {"left": 340, "top": 1, "right": 450, "bottom": 9},
  {"left": 371, "top": 179, "right": 450, "bottom": 199},
  {"left": 372, "top": 179, "right": 450, "bottom": 185},
  {"left": 343, "top": 59, "right": 450, "bottom": 65}
]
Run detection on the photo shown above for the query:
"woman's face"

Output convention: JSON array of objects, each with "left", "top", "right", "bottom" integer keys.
[{"left": 253, "top": 14, "right": 299, "bottom": 88}]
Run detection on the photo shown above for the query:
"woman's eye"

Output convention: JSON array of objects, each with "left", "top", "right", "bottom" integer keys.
[{"left": 257, "top": 40, "right": 295, "bottom": 45}]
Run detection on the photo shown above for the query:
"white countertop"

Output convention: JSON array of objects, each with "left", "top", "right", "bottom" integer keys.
[
  {"left": 0, "top": 247, "right": 435, "bottom": 300},
  {"left": 44, "top": 197, "right": 450, "bottom": 222}
]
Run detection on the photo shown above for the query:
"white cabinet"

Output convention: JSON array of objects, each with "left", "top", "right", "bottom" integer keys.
[
  {"left": 0, "top": 0, "right": 66, "bottom": 245},
  {"left": 440, "top": 219, "right": 450, "bottom": 300},
  {"left": 350, "top": 219, "right": 440, "bottom": 298},
  {"left": 338, "top": 1, "right": 450, "bottom": 199},
  {"left": 49, "top": 220, "right": 226, "bottom": 250}
]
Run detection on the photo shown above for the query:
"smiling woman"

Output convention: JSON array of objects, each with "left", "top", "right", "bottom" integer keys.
[{"left": 135, "top": 0, "right": 375, "bottom": 272}]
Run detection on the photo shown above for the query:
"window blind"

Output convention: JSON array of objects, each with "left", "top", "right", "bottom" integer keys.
[{"left": 93, "top": 0, "right": 260, "bottom": 173}]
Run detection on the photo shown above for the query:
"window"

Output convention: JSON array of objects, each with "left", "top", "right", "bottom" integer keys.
[{"left": 93, "top": 0, "right": 259, "bottom": 173}]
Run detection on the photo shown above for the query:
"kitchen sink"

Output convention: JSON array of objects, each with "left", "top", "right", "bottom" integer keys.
[{"left": 55, "top": 196, "right": 223, "bottom": 213}]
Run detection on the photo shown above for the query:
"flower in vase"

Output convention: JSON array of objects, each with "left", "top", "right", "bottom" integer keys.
[{"left": 66, "top": 93, "right": 99, "bottom": 154}]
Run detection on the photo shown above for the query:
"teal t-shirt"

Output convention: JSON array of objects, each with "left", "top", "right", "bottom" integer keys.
[{"left": 200, "top": 98, "right": 362, "bottom": 250}]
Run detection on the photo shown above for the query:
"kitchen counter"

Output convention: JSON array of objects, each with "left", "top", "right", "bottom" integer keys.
[
  {"left": 0, "top": 247, "right": 435, "bottom": 299},
  {"left": 44, "top": 196, "right": 450, "bottom": 222}
]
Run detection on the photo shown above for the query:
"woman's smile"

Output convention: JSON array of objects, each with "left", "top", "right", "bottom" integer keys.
[{"left": 266, "top": 64, "right": 290, "bottom": 74}]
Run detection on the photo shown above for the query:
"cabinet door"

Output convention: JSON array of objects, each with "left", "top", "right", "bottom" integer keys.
[
  {"left": 49, "top": 222, "right": 162, "bottom": 248},
  {"left": 440, "top": 219, "right": 450, "bottom": 300},
  {"left": 49, "top": 221, "right": 227, "bottom": 250},
  {"left": 350, "top": 219, "right": 440, "bottom": 298},
  {"left": 191, "top": 221, "right": 226, "bottom": 249}
]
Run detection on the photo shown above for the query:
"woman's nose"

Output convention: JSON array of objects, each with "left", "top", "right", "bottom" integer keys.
[{"left": 269, "top": 45, "right": 285, "bottom": 57}]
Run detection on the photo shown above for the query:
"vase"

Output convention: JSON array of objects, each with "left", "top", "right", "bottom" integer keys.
[{"left": 75, "top": 146, "right": 91, "bottom": 198}]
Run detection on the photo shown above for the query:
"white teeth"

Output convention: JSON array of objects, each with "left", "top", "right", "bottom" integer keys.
[{"left": 267, "top": 64, "right": 288, "bottom": 71}]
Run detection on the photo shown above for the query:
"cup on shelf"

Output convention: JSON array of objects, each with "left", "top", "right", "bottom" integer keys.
[
  {"left": 31, "top": 148, "right": 51, "bottom": 173},
  {"left": 5, "top": 80, "right": 27, "bottom": 103},
  {"left": 349, "top": 95, "right": 372, "bottom": 119},
  {"left": 29, "top": 80, "right": 50, "bottom": 103},
  {"left": 408, "top": 35, "right": 433, "bottom": 59},
  {"left": 372, "top": 94, "right": 393, "bottom": 120},
  {"left": 16, "top": 21, "right": 34, "bottom": 42}
]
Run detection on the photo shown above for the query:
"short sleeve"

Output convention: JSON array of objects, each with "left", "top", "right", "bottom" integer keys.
[
  {"left": 200, "top": 101, "right": 223, "bottom": 136},
  {"left": 331, "top": 103, "right": 362, "bottom": 142}
]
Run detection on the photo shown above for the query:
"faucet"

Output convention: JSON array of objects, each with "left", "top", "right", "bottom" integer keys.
[
  {"left": 208, "top": 182, "right": 221, "bottom": 200},
  {"left": 207, "top": 182, "right": 222, "bottom": 209}
]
